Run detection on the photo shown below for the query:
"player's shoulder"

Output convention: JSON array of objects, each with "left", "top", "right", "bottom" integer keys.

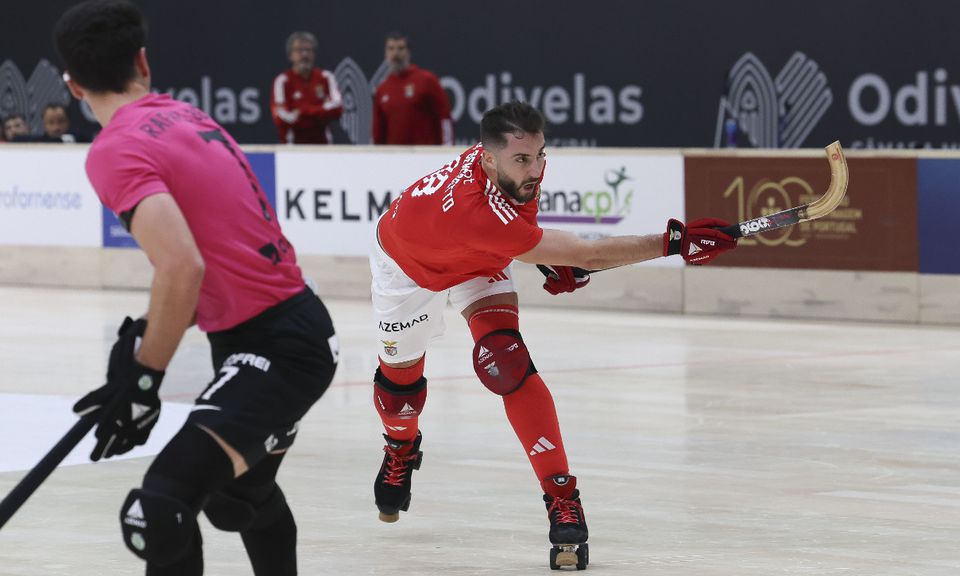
[
  {"left": 412, "top": 65, "right": 440, "bottom": 82},
  {"left": 273, "top": 69, "right": 294, "bottom": 87}
]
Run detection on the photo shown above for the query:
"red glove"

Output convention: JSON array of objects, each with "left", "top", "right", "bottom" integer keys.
[
  {"left": 663, "top": 217, "right": 738, "bottom": 265},
  {"left": 536, "top": 265, "right": 591, "bottom": 295}
]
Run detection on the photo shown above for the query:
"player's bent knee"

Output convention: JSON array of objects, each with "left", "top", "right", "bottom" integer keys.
[
  {"left": 204, "top": 483, "right": 289, "bottom": 532},
  {"left": 120, "top": 488, "right": 197, "bottom": 565},
  {"left": 203, "top": 490, "right": 257, "bottom": 532},
  {"left": 373, "top": 368, "right": 427, "bottom": 418},
  {"left": 473, "top": 329, "right": 537, "bottom": 396}
]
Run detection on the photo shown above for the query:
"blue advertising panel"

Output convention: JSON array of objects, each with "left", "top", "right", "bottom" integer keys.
[
  {"left": 102, "top": 151, "right": 276, "bottom": 248},
  {"left": 918, "top": 159, "right": 960, "bottom": 274},
  {"left": 247, "top": 152, "right": 277, "bottom": 209}
]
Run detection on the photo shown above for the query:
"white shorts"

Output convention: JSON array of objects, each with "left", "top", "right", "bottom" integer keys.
[{"left": 370, "top": 238, "right": 516, "bottom": 363}]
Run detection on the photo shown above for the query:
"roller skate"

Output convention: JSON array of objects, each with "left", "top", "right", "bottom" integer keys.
[
  {"left": 374, "top": 431, "right": 422, "bottom": 523},
  {"left": 542, "top": 474, "right": 589, "bottom": 570}
]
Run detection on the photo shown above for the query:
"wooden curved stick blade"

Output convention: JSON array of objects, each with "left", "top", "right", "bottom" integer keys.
[{"left": 805, "top": 140, "right": 849, "bottom": 221}]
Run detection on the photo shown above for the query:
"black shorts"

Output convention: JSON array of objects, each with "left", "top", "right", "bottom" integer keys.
[{"left": 186, "top": 289, "right": 337, "bottom": 465}]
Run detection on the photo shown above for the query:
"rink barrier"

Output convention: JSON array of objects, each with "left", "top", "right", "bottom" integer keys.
[{"left": 0, "top": 144, "right": 957, "bottom": 325}]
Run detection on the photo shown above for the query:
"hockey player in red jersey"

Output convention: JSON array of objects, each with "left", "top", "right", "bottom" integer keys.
[
  {"left": 372, "top": 32, "right": 453, "bottom": 145},
  {"left": 370, "top": 101, "right": 737, "bottom": 569},
  {"left": 271, "top": 31, "right": 343, "bottom": 144}
]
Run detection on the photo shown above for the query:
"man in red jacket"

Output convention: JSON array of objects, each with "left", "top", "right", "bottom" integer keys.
[
  {"left": 271, "top": 31, "right": 343, "bottom": 144},
  {"left": 372, "top": 32, "right": 453, "bottom": 146}
]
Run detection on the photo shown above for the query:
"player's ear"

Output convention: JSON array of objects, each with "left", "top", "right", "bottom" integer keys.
[
  {"left": 64, "top": 73, "right": 85, "bottom": 101},
  {"left": 481, "top": 149, "right": 496, "bottom": 169},
  {"left": 135, "top": 47, "right": 151, "bottom": 82}
]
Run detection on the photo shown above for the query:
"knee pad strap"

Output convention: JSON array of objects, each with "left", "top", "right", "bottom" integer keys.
[{"left": 473, "top": 329, "right": 537, "bottom": 396}]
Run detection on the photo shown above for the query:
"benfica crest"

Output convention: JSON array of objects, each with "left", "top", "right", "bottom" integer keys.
[{"left": 382, "top": 340, "right": 398, "bottom": 356}]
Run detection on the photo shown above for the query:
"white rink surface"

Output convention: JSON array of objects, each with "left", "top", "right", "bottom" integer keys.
[{"left": 0, "top": 286, "right": 958, "bottom": 575}]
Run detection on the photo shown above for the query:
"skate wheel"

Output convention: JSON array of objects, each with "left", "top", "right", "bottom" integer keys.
[
  {"left": 550, "top": 545, "right": 579, "bottom": 569},
  {"left": 576, "top": 543, "right": 589, "bottom": 570},
  {"left": 378, "top": 511, "right": 399, "bottom": 523},
  {"left": 549, "top": 547, "right": 561, "bottom": 570}
]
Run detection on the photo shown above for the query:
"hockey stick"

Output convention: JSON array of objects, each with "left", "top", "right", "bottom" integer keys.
[
  {"left": 536, "top": 140, "right": 849, "bottom": 278},
  {"left": 0, "top": 411, "right": 99, "bottom": 530},
  {"left": 716, "top": 140, "right": 848, "bottom": 239}
]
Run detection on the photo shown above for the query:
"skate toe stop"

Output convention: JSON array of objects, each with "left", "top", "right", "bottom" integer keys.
[{"left": 378, "top": 512, "right": 400, "bottom": 523}]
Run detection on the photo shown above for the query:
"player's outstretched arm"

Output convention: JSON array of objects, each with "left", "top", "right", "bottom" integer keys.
[
  {"left": 517, "top": 218, "right": 739, "bottom": 273},
  {"left": 515, "top": 228, "right": 662, "bottom": 271}
]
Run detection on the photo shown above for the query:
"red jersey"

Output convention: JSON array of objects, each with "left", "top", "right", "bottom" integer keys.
[
  {"left": 86, "top": 94, "right": 304, "bottom": 332},
  {"left": 373, "top": 65, "right": 453, "bottom": 145},
  {"left": 377, "top": 144, "right": 543, "bottom": 291},
  {"left": 271, "top": 68, "right": 343, "bottom": 144}
]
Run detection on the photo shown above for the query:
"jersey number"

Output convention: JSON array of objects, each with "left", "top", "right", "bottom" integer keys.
[
  {"left": 200, "top": 366, "right": 241, "bottom": 401},
  {"left": 197, "top": 129, "right": 288, "bottom": 265}
]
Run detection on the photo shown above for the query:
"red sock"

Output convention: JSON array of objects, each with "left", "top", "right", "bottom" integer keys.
[
  {"left": 468, "top": 305, "right": 569, "bottom": 482},
  {"left": 376, "top": 356, "right": 424, "bottom": 442},
  {"left": 502, "top": 373, "right": 569, "bottom": 481}
]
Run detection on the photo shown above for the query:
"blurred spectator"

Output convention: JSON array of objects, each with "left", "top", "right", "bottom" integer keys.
[
  {"left": 271, "top": 31, "right": 343, "bottom": 144},
  {"left": 3, "top": 114, "right": 29, "bottom": 141},
  {"left": 43, "top": 104, "right": 72, "bottom": 141},
  {"left": 373, "top": 32, "right": 453, "bottom": 145},
  {"left": 5, "top": 106, "right": 90, "bottom": 143}
]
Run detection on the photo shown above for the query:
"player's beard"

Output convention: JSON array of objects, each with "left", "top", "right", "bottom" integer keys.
[
  {"left": 498, "top": 175, "right": 539, "bottom": 204},
  {"left": 389, "top": 57, "right": 409, "bottom": 74}
]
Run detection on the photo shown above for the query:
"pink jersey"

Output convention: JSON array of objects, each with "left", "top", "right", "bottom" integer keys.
[{"left": 86, "top": 94, "right": 304, "bottom": 332}]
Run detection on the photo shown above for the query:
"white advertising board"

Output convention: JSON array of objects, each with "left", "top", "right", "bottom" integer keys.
[
  {"left": 0, "top": 148, "right": 101, "bottom": 246},
  {"left": 539, "top": 151, "right": 684, "bottom": 267},
  {"left": 276, "top": 149, "right": 455, "bottom": 256},
  {"left": 274, "top": 148, "right": 684, "bottom": 265}
]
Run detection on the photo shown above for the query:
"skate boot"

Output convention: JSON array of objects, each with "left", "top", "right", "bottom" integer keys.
[
  {"left": 374, "top": 431, "right": 423, "bottom": 523},
  {"left": 542, "top": 474, "right": 589, "bottom": 570}
]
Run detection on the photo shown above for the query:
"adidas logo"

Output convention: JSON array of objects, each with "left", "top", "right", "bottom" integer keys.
[
  {"left": 688, "top": 243, "right": 702, "bottom": 256},
  {"left": 128, "top": 499, "right": 144, "bottom": 519},
  {"left": 478, "top": 345, "right": 490, "bottom": 358},
  {"left": 399, "top": 403, "right": 417, "bottom": 416},
  {"left": 130, "top": 402, "right": 152, "bottom": 420},
  {"left": 528, "top": 436, "right": 556, "bottom": 456},
  {"left": 123, "top": 499, "right": 147, "bottom": 529}
]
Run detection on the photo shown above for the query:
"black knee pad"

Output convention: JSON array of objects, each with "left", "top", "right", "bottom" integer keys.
[
  {"left": 203, "top": 490, "right": 258, "bottom": 532},
  {"left": 119, "top": 424, "right": 235, "bottom": 565},
  {"left": 120, "top": 488, "right": 197, "bottom": 565},
  {"left": 204, "top": 483, "right": 289, "bottom": 532},
  {"left": 204, "top": 453, "right": 289, "bottom": 532},
  {"left": 472, "top": 329, "right": 537, "bottom": 395}
]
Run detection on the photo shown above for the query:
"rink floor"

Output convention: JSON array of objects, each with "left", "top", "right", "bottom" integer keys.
[{"left": 0, "top": 286, "right": 958, "bottom": 575}]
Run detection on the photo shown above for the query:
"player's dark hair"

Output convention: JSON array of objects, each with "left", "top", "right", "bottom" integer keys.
[
  {"left": 481, "top": 101, "right": 545, "bottom": 149},
  {"left": 54, "top": 0, "right": 146, "bottom": 93},
  {"left": 43, "top": 103, "right": 66, "bottom": 115}
]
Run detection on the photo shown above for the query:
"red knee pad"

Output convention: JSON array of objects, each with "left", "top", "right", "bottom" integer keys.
[
  {"left": 473, "top": 329, "right": 537, "bottom": 396},
  {"left": 374, "top": 368, "right": 427, "bottom": 419}
]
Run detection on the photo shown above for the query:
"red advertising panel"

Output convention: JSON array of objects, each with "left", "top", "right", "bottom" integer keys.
[{"left": 684, "top": 155, "right": 917, "bottom": 271}]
